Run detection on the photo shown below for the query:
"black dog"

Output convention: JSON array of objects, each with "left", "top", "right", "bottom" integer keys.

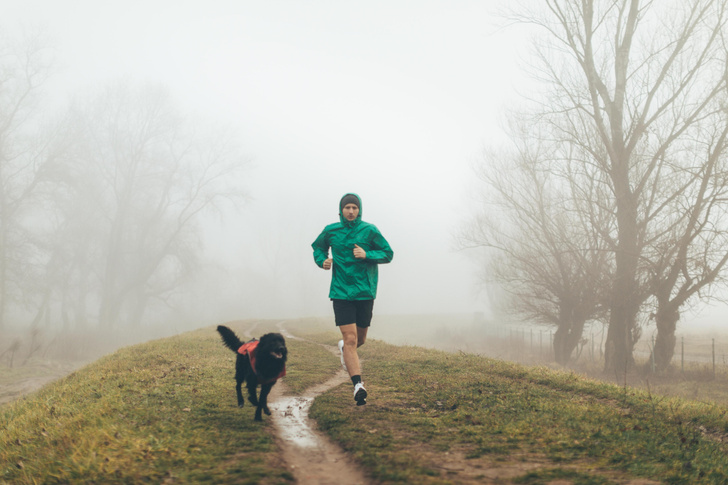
[{"left": 216, "top": 325, "right": 287, "bottom": 421}]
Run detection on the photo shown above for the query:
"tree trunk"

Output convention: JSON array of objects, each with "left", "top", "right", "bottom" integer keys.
[
  {"left": 604, "top": 162, "right": 640, "bottom": 374},
  {"left": 652, "top": 306, "right": 679, "bottom": 372},
  {"left": 128, "top": 289, "right": 148, "bottom": 328},
  {"left": 98, "top": 222, "right": 126, "bottom": 330},
  {"left": 553, "top": 318, "right": 586, "bottom": 365},
  {"left": 0, "top": 226, "right": 6, "bottom": 332},
  {"left": 73, "top": 284, "right": 89, "bottom": 330},
  {"left": 99, "top": 295, "right": 123, "bottom": 331},
  {"left": 30, "top": 288, "right": 51, "bottom": 328},
  {"left": 604, "top": 304, "right": 636, "bottom": 374}
]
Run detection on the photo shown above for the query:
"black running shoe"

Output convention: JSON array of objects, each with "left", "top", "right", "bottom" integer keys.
[{"left": 354, "top": 382, "right": 367, "bottom": 405}]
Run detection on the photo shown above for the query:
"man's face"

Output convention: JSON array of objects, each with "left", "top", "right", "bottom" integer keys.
[{"left": 342, "top": 203, "right": 360, "bottom": 221}]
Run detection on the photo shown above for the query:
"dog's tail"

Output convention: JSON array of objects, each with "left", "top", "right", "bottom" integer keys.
[{"left": 217, "top": 325, "right": 243, "bottom": 352}]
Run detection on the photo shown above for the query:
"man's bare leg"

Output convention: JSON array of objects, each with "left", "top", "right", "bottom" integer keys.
[
  {"left": 340, "top": 323, "right": 369, "bottom": 404},
  {"left": 339, "top": 323, "right": 362, "bottom": 376}
]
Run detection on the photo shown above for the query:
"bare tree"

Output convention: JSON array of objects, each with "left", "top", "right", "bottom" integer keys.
[
  {"left": 0, "top": 31, "right": 55, "bottom": 331},
  {"left": 509, "top": 0, "right": 728, "bottom": 373},
  {"left": 460, "top": 126, "right": 612, "bottom": 365},
  {"left": 55, "top": 82, "right": 247, "bottom": 330},
  {"left": 29, "top": 160, "right": 102, "bottom": 331},
  {"left": 643, "top": 113, "right": 728, "bottom": 371}
]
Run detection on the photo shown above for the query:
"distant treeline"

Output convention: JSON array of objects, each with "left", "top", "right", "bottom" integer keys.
[{"left": 0, "top": 33, "right": 247, "bottom": 333}]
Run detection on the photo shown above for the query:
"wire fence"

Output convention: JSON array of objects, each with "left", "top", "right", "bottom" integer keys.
[{"left": 466, "top": 322, "right": 728, "bottom": 376}]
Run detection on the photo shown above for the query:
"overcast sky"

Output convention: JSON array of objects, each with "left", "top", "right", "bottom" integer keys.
[
  {"left": 1, "top": 1, "right": 542, "bottom": 323},
  {"left": 6, "top": 0, "right": 728, "bottom": 332},
  {"left": 4, "top": 1, "right": 534, "bottom": 319}
]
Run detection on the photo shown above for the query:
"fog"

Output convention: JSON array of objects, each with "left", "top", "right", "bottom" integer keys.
[
  {"left": 5, "top": 0, "right": 728, "bottom": 375},
  {"left": 1, "top": 1, "right": 540, "bottom": 341}
]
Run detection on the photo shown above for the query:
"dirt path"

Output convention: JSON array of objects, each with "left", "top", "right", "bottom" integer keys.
[
  {"left": 4, "top": 322, "right": 665, "bottom": 484},
  {"left": 260, "top": 322, "right": 662, "bottom": 485},
  {"left": 258, "top": 321, "right": 370, "bottom": 485},
  {"left": 4, "top": 322, "right": 369, "bottom": 483},
  {"left": 269, "top": 376, "right": 369, "bottom": 484},
  {"left": 0, "top": 375, "right": 61, "bottom": 405},
  {"left": 0, "top": 361, "right": 81, "bottom": 406}
]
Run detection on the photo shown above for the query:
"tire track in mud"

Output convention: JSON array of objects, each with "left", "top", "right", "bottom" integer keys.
[{"left": 245, "top": 321, "right": 370, "bottom": 485}]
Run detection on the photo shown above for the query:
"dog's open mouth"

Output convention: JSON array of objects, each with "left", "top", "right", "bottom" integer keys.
[{"left": 270, "top": 351, "right": 284, "bottom": 359}]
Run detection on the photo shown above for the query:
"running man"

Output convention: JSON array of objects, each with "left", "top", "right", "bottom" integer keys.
[{"left": 312, "top": 193, "right": 394, "bottom": 405}]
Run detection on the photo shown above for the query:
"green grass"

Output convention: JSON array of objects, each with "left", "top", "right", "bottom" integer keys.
[
  {"left": 5, "top": 319, "right": 728, "bottom": 484},
  {"left": 0, "top": 321, "right": 338, "bottom": 484},
  {"left": 311, "top": 340, "right": 728, "bottom": 484}
]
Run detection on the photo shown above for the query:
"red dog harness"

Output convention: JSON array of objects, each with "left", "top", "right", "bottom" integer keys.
[{"left": 237, "top": 340, "right": 286, "bottom": 384}]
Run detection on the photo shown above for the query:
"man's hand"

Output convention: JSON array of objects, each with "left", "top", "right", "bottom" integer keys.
[
  {"left": 323, "top": 258, "right": 333, "bottom": 270},
  {"left": 353, "top": 244, "right": 366, "bottom": 259}
]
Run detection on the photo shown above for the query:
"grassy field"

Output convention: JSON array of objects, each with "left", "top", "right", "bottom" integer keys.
[
  {"left": 0, "top": 320, "right": 339, "bottom": 484},
  {"left": 4, "top": 318, "right": 728, "bottom": 483}
]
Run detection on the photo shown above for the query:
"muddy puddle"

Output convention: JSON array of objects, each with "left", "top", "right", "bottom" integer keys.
[
  {"left": 269, "top": 370, "right": 369, "bottom": 485},
  {"left": 268, "top": 322, "right": 370, "bottom": 484},
  {"left": 272, "top": 395, "right": 318, "bottom": 448}
]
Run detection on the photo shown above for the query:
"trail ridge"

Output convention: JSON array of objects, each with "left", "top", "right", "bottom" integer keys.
[{"left": 247, "top": 321, "right": 370, "bottom": 485}]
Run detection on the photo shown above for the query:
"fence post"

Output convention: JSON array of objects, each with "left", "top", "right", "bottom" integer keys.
[
  {"left": 591, "top": 332, "right": 594, "bottom": 362},
  {"left": 550, "top": 331, "right": 554, "bottom": 360},
  {"left": 681, "top": 337, "right": 684, "bottom": 374},
  {"left": 530, "top": 329, "right": 533, "bottom": 353},
  {"left": 651, "top": 335, "right": 655, "bottom": 373},
  {"left": 713, "top": 338, "right": 716, "bottom": 379},
  {"left": 540, "top": 330, "right": 543, "bottom": 357}
]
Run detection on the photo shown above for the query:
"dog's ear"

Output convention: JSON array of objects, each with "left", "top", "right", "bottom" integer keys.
[{"left": 260, "top": 332, "right": 286, "bottom": 344}]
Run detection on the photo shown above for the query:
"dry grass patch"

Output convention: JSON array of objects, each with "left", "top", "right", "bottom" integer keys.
[{"left": 311, "top": 340, "right": 728, "bottom": 484}]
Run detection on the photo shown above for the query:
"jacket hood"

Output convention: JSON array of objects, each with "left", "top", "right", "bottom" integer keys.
[{"left": 339, "top": 192, "right": 362, "bottom": 227}]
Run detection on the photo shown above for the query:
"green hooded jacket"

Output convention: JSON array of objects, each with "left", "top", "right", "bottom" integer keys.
[{"left": 312, "top": 193, "right": 394, "bottom": 300}]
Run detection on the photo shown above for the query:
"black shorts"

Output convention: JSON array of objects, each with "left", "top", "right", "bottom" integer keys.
[{"left": 332, "top": 299, "right": 374, "bottom": 328}]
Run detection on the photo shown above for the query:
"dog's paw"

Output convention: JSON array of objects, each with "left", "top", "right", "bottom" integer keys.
[
  {"left": 238, "top": 403, "right": 245, "bottom": 408},
  {"left": 263, "top": 406, "right": 271, "bottom": 416},
  {"left": 254, "top": 412, "right": 263, "bottom": 421}
]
